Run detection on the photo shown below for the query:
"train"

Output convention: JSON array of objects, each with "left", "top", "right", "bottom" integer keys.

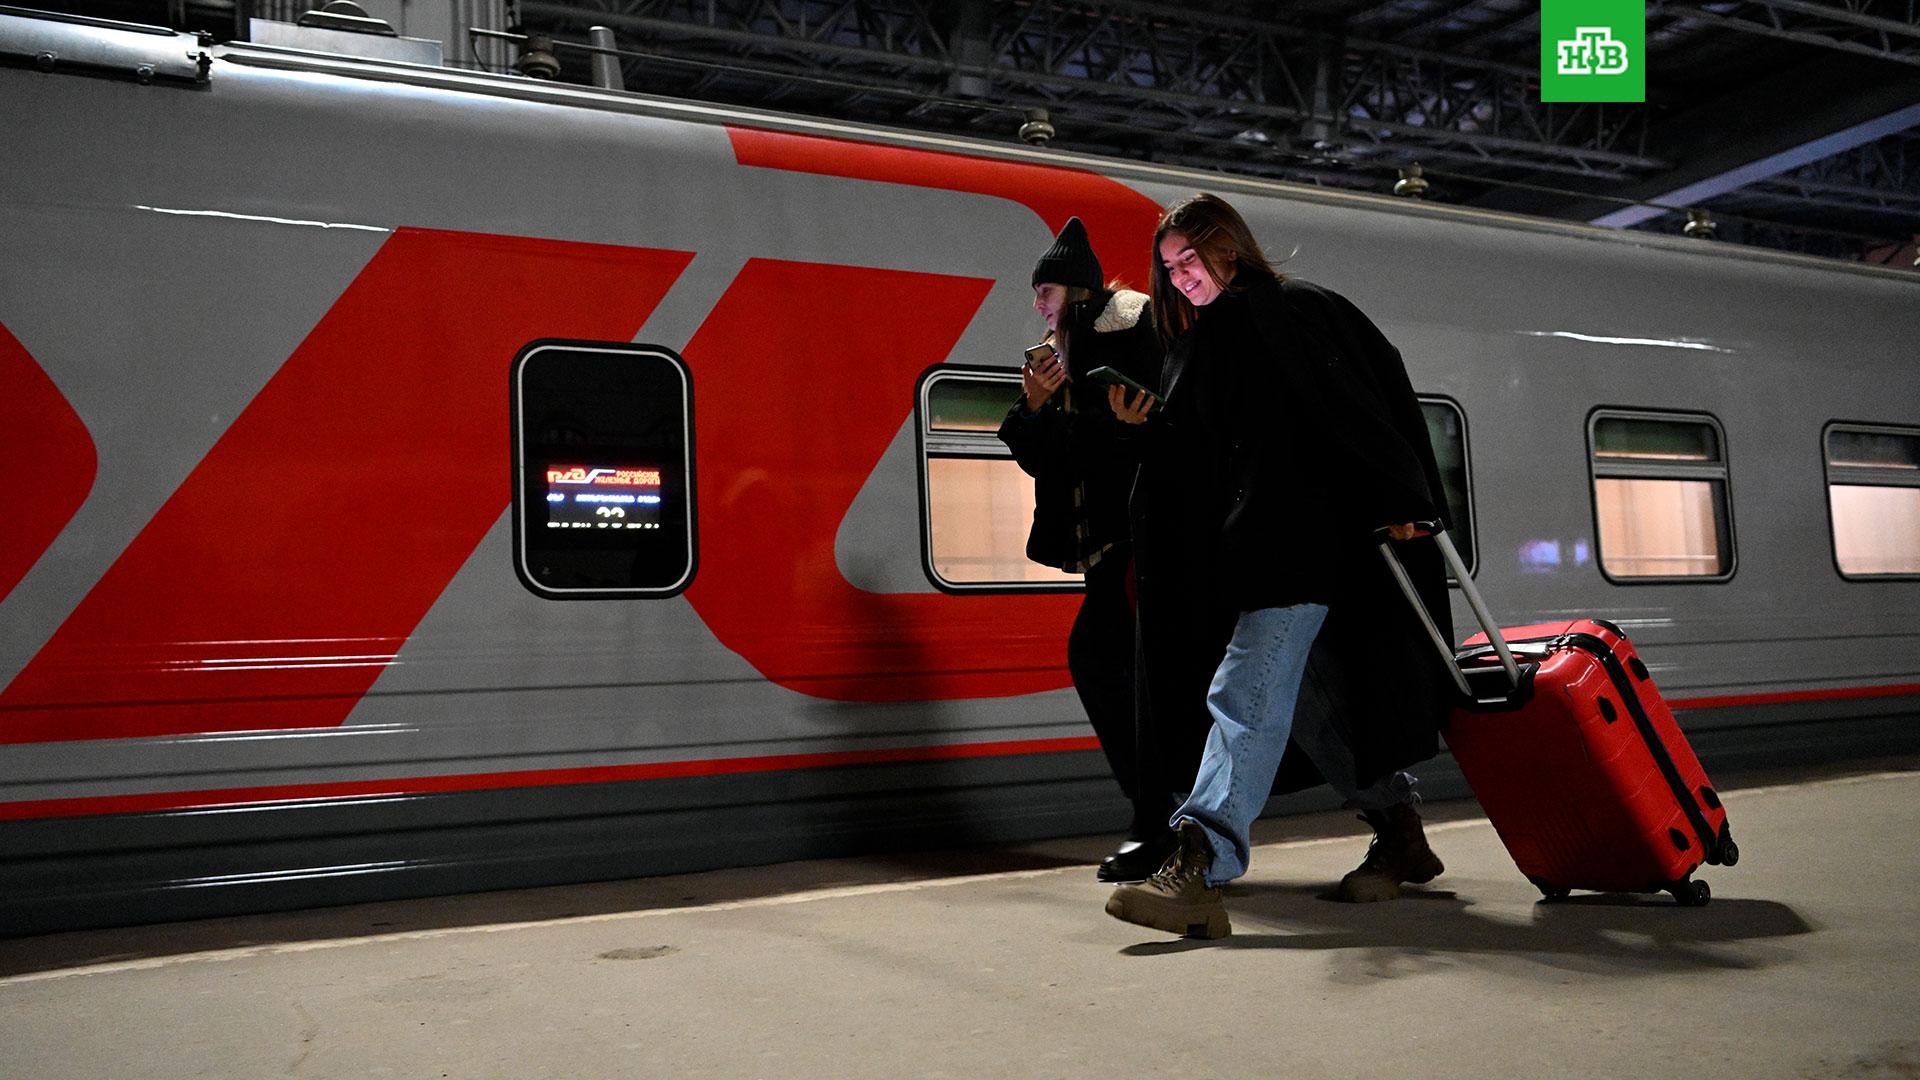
[{"left": 3, "top": 5, "right": 1917, "bottom": 936}]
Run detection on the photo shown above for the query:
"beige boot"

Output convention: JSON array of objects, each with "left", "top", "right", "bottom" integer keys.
[
  {"left": 1337, "top": 802, "right": 1445, "bottom": 903},
  {"left": 1104, "top": 820, "right": 1231, "bottom": 939}
]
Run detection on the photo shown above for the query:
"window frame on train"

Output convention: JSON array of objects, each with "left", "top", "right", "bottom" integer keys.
[
  {"left": 510, "top": 339, "right": 698, "bottom": 600},
  {"left": 1822, "top": 421, "right": 1920, "bottom": 581},
  {"left": 914, "top": 365, "right": 1084, "bottom": 595},
  {"left": 1417, "top": 395, "right": 1478, "bottom": 581},
  {"left": 1585, "top": 407, "right": 1737, "bottom": 584}
]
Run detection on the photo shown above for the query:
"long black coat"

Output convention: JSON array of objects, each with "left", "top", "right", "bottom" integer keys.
[
  {"left": 1139, "top": 275, "right": 1455, "bottom": 789},
  {"left": 996, "top": 289, "right": 1160, "bottom": 569}
]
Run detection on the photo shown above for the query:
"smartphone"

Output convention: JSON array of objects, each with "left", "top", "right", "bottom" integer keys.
[
  {"left": 1023, "top": 341, "right": 1057, "bottom": 369},
  {"left": 1084, "top": 365, "right": 1154, "bottom": 399}
]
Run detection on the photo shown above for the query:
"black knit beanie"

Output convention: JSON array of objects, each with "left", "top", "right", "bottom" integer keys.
[{"left": 1031, "top": 216, "right": 1103, "bottom": 291}]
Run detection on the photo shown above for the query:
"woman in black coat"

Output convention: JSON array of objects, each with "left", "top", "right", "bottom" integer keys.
[
  {"left": 995, "top": 217, "right": 1168, "bottom": 882},
  {"left": 1104, "top": 194, "right": 1456, "bottom": 938}
]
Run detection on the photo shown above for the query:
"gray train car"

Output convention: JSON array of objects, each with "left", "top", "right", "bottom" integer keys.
[{"left": 3, "top": 7, "right": 1916, "bottom": 935}]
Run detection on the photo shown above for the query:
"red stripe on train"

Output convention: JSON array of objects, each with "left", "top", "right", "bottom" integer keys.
[
  {"left": 678, "top": 258, "right": 1080, "bottom": 700},
  {"left": 726, "top": 126, "right": 1164, "bottom": 292},
  {"left": 4, "top": 136, "right": 1165, "bottom": 745},
  {"left": 665, "top": 125, "right": 1177, "bottom": 701},
  {"left": 1, "top": 679, "right": 1915, "bottom": 821},
  {"left": 0, "top": 735, "right": 1105, "bottom": 821},
  {"left": 0, "top": 230, "right": 692, "bottom": 743},
  {"left": 0, "top": 322, "right": 98, "bottom": 604},
  {"left": 1667, "top": 682, "right": 1920, "bottom": 710}
]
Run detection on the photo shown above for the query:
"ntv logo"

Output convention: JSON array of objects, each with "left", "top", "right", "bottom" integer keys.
[
  {"left": 1541, "top": 0, "right": 1642, "bottom": 102},
  {"left": 1557, "top": 27, "right": 1630, "bottom": 76}
]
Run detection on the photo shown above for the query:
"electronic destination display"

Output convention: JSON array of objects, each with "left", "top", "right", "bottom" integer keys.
[
  {"left": 544, "top": 465, "right": 666, "bottom": 530},
  {"left": 512, "top": 340, "right": 696, "bottom": 599}
]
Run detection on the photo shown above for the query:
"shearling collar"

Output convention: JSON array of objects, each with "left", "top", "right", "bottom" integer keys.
[{"left": 1092, "top": 289, "right": 1149, "bottom": 333}]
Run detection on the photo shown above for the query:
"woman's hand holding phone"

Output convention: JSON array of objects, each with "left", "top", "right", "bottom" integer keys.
[
  {"left": 1107, "top": 383, "right": 1156, "bottom": 425},
  {"left": 1023, "top": 343, "right": 1065, "bottom": 411}
]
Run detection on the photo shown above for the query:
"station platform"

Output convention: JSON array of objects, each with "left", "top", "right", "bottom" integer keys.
[{"left": 3, "top": 759, "right": 1916, "bottom": 1079}]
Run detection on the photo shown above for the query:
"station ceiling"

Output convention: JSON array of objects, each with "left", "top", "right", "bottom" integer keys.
[{"left": 46, "top": 0, "right": 1920, "bottom": 269}]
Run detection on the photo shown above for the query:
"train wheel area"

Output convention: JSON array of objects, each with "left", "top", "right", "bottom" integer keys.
[{"left": 3, "top": 756, "right": 1916, "bottom": 1079}]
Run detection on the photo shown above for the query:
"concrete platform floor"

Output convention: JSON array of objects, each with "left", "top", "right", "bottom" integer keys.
[{"left": 3, "top": 762, "right": 1918, "bottom": 1080}]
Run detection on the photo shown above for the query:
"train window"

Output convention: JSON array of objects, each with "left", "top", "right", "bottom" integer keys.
[
  {"left": 916, "top": 368, "right": 1081, "bottom": 592},
  {"left": 1824, "top": 423, "right": 1920, "bottom": 578},
  {"left": 1587, "top": 411, "right": 1734, "bottom": 582},
  {"left": 512, "top": 341, "right": 695, "bottom": 599},
  {"left": 1418, "top": 398, "right": 1476, "bottom": 577}
]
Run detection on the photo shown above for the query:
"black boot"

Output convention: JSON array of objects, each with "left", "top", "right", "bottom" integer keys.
[
  {"left": 1098, "top": 828, "right": 1178, "bottom": 883},
  {"left": 1336, "top": 801, "right": 1444, "bottom": 903}
]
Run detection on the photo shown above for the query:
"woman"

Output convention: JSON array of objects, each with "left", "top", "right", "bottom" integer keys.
[
  {"left": 1103, "top": 194, "right": 1456, "bottom": 938},
  {"left": 995, "top": 217, "right": 1168, "bottom": 882}
]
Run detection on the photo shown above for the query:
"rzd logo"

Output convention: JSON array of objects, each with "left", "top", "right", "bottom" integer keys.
[
  {"left": 1557, "top": 28, "right": 1629, "bottom": 76},
  {"left": 1540, "top": 0, "right": 1644, "bottom": 102}
]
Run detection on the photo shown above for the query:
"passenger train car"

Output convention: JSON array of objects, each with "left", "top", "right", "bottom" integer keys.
[{"left": 3, "top": 6, "right": 1917, "bottom": 935}]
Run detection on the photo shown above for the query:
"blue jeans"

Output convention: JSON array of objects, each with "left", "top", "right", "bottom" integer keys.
[{"left": 1171, "top": 604, "right": 1417, "bottom": 886}]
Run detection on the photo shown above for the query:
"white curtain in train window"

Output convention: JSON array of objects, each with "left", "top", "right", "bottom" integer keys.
[
  {"left": 1595, "top": 478, "right": 1728, "bottom": 577},
  {"left": 1830, "top": 488, "right": 1920, "bottom": 575},
  {"left": 919, "top": 372, "right": 1080, "bottom": 589},
  {"left": 927, "top": 458, "right": 1078, "bottom": 584},
  {"left": 1589, "top": 413, "right": 1732, "bottom": 579},
  {"left": 1826, "top": 425, "right": 1920, "bottom": 577}
]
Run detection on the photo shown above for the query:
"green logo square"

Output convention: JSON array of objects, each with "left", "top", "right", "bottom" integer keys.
[{"left": 1541, "top": 0, "right": 1645, "bottom": 103}]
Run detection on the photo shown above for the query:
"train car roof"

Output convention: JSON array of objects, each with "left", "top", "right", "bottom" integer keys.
[{"left": 5, "top": 4, "right": 1916, "bottom": 288}]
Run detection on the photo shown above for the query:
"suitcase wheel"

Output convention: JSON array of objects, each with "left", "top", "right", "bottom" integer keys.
[
  {"left": 1715, "top": 824, "right": 1740, "bottom": 867},
  {"left": 1668, "top": 879, "right": 1711, "bottom": 907},
  {"left": 1528, "top": 877, "right": 1571, "bottom": 901}
]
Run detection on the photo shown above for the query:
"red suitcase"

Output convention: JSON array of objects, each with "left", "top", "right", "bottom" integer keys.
[{"left": 1380, "top": 531, "right": 1738, "bottom": 905}]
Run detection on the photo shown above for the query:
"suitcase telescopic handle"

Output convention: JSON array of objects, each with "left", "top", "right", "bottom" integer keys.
[{"left": 1374, "top": 525, "right": 1521, "bottom": 698}]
